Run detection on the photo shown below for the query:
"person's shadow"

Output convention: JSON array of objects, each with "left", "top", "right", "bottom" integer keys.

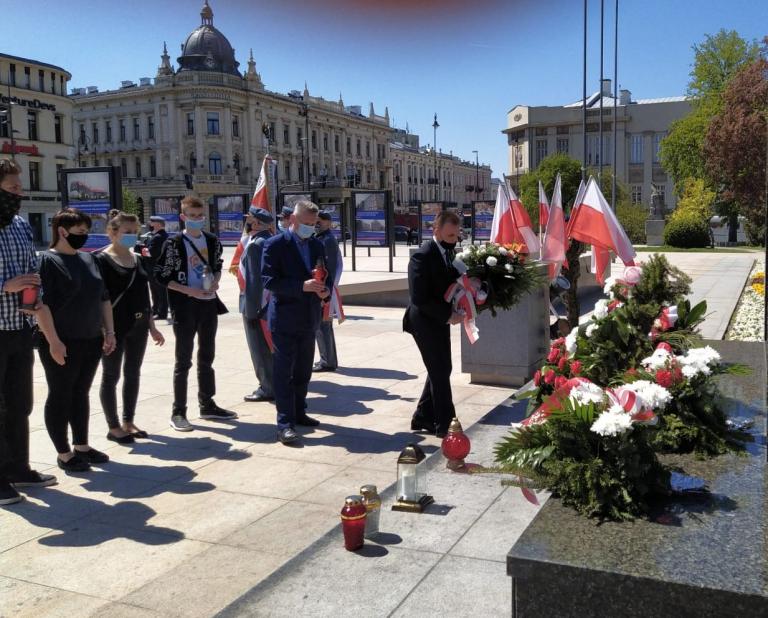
[
  {"left": 307, "top": 380, "right": 401, "bottom": 417},
  {"left": 333, "top": 367, "right": 418, "bottom": 381},
  {"left": 301, "top": 422, "right": 438, "bottom": 456}
]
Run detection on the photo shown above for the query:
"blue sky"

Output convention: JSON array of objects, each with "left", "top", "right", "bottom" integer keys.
[{"left": 2, "top": 0, "right": 767, "bottom": 178}]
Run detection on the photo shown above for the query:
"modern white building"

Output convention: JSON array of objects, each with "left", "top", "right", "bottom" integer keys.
[{"left": 504, "top": 80, "right": 691, "bottom": 210}]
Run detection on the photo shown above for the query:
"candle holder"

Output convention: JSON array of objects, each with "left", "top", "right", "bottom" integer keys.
[
  {"left": 392, "top": 443, "right": 433, "bottom": 513},
  {"left": 441, "top": 417, "right": 471, "bottom": 471}
]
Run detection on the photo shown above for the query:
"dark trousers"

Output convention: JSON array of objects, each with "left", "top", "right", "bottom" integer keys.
[
  {"left": 243, "top": 316, "right": 274, "bottom": 396},
  {"left": 150, "top": 279, "right": 168, "bottom": 319},
  {"left": 172, "top": 299, "right": 218, "bottom": 416},
  {"left": 100, "top": 317, "right": 149, "bottom": 429},
  {"left": 272, "top": 329, "right": 315, "bottom": 431},
  {"left": 39, "top": 336, "right": 103, "bottom": 454},
  {"left": 315, "top": 320, "right": 338, "bottom": 369},
  {"left": 412, "top": 322, "right": 455, "bottom": 432},
  {"left": 0, "top": 327, "right": 34, "bottom": 478}
]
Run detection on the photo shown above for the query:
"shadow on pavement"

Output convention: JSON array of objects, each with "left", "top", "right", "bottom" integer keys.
[
  {"left": 301, "top": 423, "right": 437, "bottom": 455},
  {"left": 333, "top": 367, "right": 418, "bottom": 381},
  {"left": 307, "top": 380, "right": 401, "bottom": 417}
]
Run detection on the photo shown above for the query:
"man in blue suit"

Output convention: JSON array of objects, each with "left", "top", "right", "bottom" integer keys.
[{"left": 262, "top": 201, "right": 332, "bottom": 444}]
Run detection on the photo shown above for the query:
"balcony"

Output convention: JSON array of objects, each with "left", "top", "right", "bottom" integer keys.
[{"left": 192, "top": 173, "right": 238, "bottom": 184}]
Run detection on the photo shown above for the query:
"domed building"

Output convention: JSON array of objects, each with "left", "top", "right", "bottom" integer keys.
[{"left": 176, "top": 1, "right": 240, "bottom": 76}]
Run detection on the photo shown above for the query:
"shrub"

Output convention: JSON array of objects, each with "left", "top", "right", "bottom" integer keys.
[
  {"left": 670, "top": 178, "right": 715, "bottom": 224},
  {"left": 663, "top": 213, "right": 711, "bottom": 247},
  {"left": 616, "top": 202, "right": 647, "bottom": 244}
]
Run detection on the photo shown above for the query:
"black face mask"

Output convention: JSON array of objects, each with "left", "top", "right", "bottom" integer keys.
[
  {"left": 64, "top": 232, "right": 88, "bottom": 250},
  {"left": 0, "top": 188, "right": 22, "bottom": 228},
  {"left": 439, "top": 240, "right": 457, "bottom": 252}
]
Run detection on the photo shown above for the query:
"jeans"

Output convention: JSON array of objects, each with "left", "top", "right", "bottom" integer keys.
[
  {"left": 172, "top": 299, "right": 218, "bottom": 416},
  {"left": 100, "top": 317, "right": 149, "bottom": 429},
  {"left": 39, "top": 336, "right": 103, "bottom": 454},
  {"left": 243, "top": 316, "right": 273, "bottom": 397},
  {"left": 0, "top": 327, "right": 34, "bottom": 478},
  {"left": 272, "top": 329, "right": 315, "bottom": 431},
  {"left": 315, "top": 320, "right": 338, "bottom": 369}
]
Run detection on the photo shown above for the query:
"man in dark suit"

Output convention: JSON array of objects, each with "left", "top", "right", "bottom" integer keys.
[
  {"left": 313, "top": 211, "right": 342, "bottom": 372},
  {"left": 146, "top": 216, "right": 169, "bottom": 320},
  {"left": 262, "top": 201, "right": 333, "bottom": 445},
  {"left": 404, "top": 210, "right": 463, "bottom": 438}
]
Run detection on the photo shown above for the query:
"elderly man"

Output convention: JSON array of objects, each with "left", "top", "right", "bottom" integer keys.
[
  {"left": 313, "top": 211, "right": 342, "bottom": 372},
  {"left": 240, "top": 206, "right": 275, "bottom": 402},
  {"left": 262, "top": 201, "right": 333, "bottom": 444}
]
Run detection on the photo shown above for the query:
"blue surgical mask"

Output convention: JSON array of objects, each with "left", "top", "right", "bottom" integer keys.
[
  {"left": 185, "top": 218, "right": 205, "bottom": 231},
  {"left": 295, "top": 223, "right": 315, "bottom": 239},
  {"left": 120, "top": 233, "right": 138, "bottom": 248}
]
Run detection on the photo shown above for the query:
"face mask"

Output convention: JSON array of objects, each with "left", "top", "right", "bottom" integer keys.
[
  {"left": 295, "top": 222, "right": 316, "bottom": 240},
  {"left": 0, "top": 188, "right": 22, "bottom": 228},
  {"left": 64, "top": 232, "right": 88, "bottom": 250},
  {"left": 440, "top": 240, "right": 457, "bottom": 252},
  {"left": 119, "top": 233, "right": 138, "bottom": 248},
  {"left": 185, "top": 218, "right": 205, "bottom": 231}
]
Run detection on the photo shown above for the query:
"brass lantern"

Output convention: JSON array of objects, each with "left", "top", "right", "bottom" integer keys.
[{"left": 392, "top": 443, "right": 433, "bottom": 513}]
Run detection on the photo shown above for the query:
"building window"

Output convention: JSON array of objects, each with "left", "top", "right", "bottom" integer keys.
[
  {"left": 0, "top": 113, "right": 8, "bottom": 138},
  {"left": 514, "top": 145, "right": 523, "bottom": 169},
  {"left": 323, "top": 133, "right": 328, "bottom": 152},
  {"left": 587, "top": 135, "right": 611, "bottom": 166},
  {"left": 38, "top": 69, "right": 44, "bottom": 92},
  {"left": 535, "top": 127, "right": 548, "bottom": 136},
  {"left": 535, "top": 139, "right": 548, "bottom": 166},
  {"left": 311, "top": 162, "right": 317, "bottom": 178},
  {"left": 366, "top": 141, "right": 371, "bottom": 157},
  {"left": 311, "top": 130, "right": 317, "bottom": 150},
  {"left": 9, "top": 64, "right": 16, "bottom": 87},
  {"left": 284, "top": 160, "right": 290, "bottom": 182},
  {"left": 366, "top": 170, "right": 372, "bottom": 185},
  {"left": 119, "top": 119, "right": 126, "bottom": 142},
  {"left": 356, "top": 139, "right": 361, "bottom": 156},
  {"left": 556, "top": 138, "right": 569, "bottom": 154},
  {"left": 79, "top": 123, "right": 86, "bottom": 144},
  {"left": 655, "top": 183, "right": 666, "bottom": 203},
  {"left": 105, "top": 121, "right": 112, "bottom": 142},
  {"left": 59, "top": 75, "right": 63, "bottom": 94},
  {"left": 187, "top": 112, "right": 194, "bottom": 136},
  {"left": 50, "top": 72, "right": 56, "bottom": 94},
  {"left": 207, "top": 112, "right": 220, "bottom": 135},
  {"left": 24, "top": 66, "right": 30, "bottom": 89},
  {"left": 296, "top": 127, "right": 303, "bottom": 145},
  {"left": 631, "top": 185, "right": 642, "bottom": 204},
  {"left": 653, "top": 133, "right": 664, "bottom": 164},
  {"left": 28, "top": 161, "right": 40, "bottom": 191},
  {"left": 27, "top": 111, "right": 37, "bottom": 141},
  {"left": 334, "top": 134, "right": 339, "bottom": 153},
  {"left": 233, "top": 154, "right": 240, "bottom": 174},
  {"left": 283, "top": 124, "right": 290, "bottom": 145},
  {"left": 232, "top": 115, "right": 239, "bottom": 138},
  {"left": 133, "top": 118, "right": 140, "bottom": 140},
  {"left": 135, "top": 157, "right": 142, "bottom": 178},
  {"left": 630, "top": 134, "right": 643, "bottom": 164},
  {"left": 298, "top": 161, "right": 304, "bottom": 183},
  {"left": 92, "top": 122, "right": 99, "bottom": 144},
  {"left": 149, "top": 156, "right": 157, "bottom": 177},
  {"left": 189, "top": 153, "right": 197, "bottom": 171},
  {"left": 208, "top": 152, "right": 222, "bottom": 175},
  {"left": 346, "top": 136, "right": 351, "bottom": 155},
  {"left": 120, "top": 158, "right": 128, "bottom": 177},
  {"left": 148, "top": 116, "right": 155, "bottom": 140}
]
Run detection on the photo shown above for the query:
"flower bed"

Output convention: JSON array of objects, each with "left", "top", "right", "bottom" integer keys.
[{"left": 726, "top": 258, "right": 765, "bottom": 342}]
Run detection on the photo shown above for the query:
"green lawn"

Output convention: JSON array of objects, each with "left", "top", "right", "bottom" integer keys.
[{"left": 634, "top": 245, "right": 763, "bottom": 253}]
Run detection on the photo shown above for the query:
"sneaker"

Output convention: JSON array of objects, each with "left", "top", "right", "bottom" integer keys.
[
  {"left": 57, "top": 453, "right": 91, "bottom": 473},
  {"left": 199, "top": 403, "right": 238, "bottom": 421},
  {"left": 75, "top": 448, "right": 110, "bottom": 464},
  {"left": 170, "top": 414, "right": 194, "bottom": 432},
  {"left": 9, "top": 469, "right": 58, "bottom": 488},
  {"left": 0, "top": 479, "right": 23, "bottom": 505}
]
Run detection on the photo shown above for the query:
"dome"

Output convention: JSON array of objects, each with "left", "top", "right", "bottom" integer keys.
[{"left": 177, "top": 1, "right": 241, "bottom": 77}]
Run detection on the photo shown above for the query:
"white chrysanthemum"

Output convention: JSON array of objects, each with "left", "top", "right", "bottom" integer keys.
[
  {"left": 499, "top": 247, "right": 509, "bottom": 256},
  {"left": 625, "top": 380, "right": 672, "bottom": 410},
  {"left": 569, "top": 382, "right": 605, "bottom": 406},
  {"left": 585, "top": 323, "right": 598, "bottom": 338},
  {"left": 603, "top": 277, "right": 616, "bottom": 297},
  {"left": 641, "top": 349, "right": 671, "bottom": 370},
  {"left": 505, "top": 263, "right": 514, "bottom": 272},
  {"left": 681, "top": 364, "right": 702, "bottom": 379},
  {"left": 593, "top": 299, "right": 609, "bottom": 320},
  {"left": 565, "top": 327, "right": 579, "bottom": 355},
  {"left": 590, "top": 405, "right": 634, "bottom": 437},
  {"left": 486, "top": 256, "right": 498, "bottom": 267},
  {"left": 455, "top": 251, "right": 466, "bottom": 262},
  {"left": 685, "top": 346, "right": 721, "bottom": 366}
]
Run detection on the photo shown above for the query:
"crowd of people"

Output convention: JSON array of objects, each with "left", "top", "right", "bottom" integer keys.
[{"left": 0, "top": 154, "right": 461, "bottom": 506}]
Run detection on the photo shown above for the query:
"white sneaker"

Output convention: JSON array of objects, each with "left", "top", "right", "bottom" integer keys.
[{"left": 170, "top": 415, "right": 193, "bottom": 432}]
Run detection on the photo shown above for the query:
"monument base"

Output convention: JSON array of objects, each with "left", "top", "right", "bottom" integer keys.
[{"left": 646, "top": 219, "right": 665, "bottom": 246}]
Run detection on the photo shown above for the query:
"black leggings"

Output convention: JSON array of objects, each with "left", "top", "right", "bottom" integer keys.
[
  {"left": 100, "top": 318, "right": 149, "bottom": 429},
  {"left": 39, "top": 336, "right": 103, "bottom": 454}
]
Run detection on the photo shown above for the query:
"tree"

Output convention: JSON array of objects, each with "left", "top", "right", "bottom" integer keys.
[
  {"left": 660, "top": 30, "right": 760, "bottom": 192},
  {"left": 121, "top": 187, "right": 143, "bottom": 220},
  {"left": 669, "top": 177, "right": 716, "bottom": 224},
  {"left": 704, "top": 58, "right": 768, "bottom": 244}
]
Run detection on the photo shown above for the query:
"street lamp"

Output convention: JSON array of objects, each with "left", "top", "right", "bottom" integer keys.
[
  {"left": 0, "top": 97, "right": 17, "bottom": 161},
  {"left": 77, "top": 132, "right": 92, "bottom": 167},
  {"left": 432, "top": 113, "right": 439, "bottom": 201},
  {"left": 472, "top": 150, "right": 480, "bottom": 202},
  {"left": 298, "top": 101, "right": 310, "bottom": 192}
]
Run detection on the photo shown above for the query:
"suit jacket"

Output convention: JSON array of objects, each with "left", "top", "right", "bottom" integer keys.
[
  {"left": 148, "top": 229, "right": 169, "bottom": 262},
  {"left": 239, "top": 230, "right": 271, "bottom": 319},
  {"left": 403, "top": 239, "right": 458, "bottom": 335},
  {"left": 262, "top": 231, "right": 333, "bottom": 334},
  {"left": 315, "top": 229, "right": 342, "bottom": 285}
]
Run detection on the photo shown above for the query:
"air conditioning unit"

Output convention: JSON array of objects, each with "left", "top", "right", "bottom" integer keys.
[
  {"left": 72, "top": 87, "right": 87, "bottom": 96},
  {"left": 86, "top": 86, "right": 99, "bottom": 94},
  {"left": 120, "top": 80, "right": 136, "bottom": 89},
  {"left": 139, "top": 77, "right": 152, "bottom": 87}
]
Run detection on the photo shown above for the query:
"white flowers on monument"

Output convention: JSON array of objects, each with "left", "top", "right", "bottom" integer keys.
[
  {"left": 505, "top": 263, "right": 514, "bottom": 273},
  {"left": 676, "top": 345, "right": 721, "bottom": 378},
  {"left": 499, "top": 247, "right": 509, "bottom": 256},
  {"left": 569, "top": 382, "right": 606, "bottom": 406},
  {"left": 624, "top": 380, "right": 672, "bottom": 410},
  {"left": 593, "top": 299, "right": 609, "bottom": 320},
  {"left": 565, "top": 327, "right": 579, "bottom": 355},
  {"left": 486, "top": 256, "right": 498, "bottom": 267},
  {"left": 585, "top": 323, "right": 599, "bottom": 338},
  {"left": 590, "top": 404, "right": 635, "bottom": 437},
  {"left": 641, "top": 348, "right": 672, "bottom": 370},
  {"left": 603, "top": 277, "right": 617, "bottom": 298}
]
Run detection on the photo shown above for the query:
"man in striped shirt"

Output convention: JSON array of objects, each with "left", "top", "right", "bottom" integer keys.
[{"left": 0, "top": 159, "right": 56, "bottom": 506}]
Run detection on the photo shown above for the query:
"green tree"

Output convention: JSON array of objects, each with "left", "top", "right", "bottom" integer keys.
[
  {"left": 121, "top": 187, "right": 143, "bottom": 220},
  {"left": 669, "top": 177, "right": 716, "bottom": 225}
]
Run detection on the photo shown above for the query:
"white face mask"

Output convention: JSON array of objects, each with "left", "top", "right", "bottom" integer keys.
[{"left": 295, "top": 222, "right": 315, "bottom": 239}]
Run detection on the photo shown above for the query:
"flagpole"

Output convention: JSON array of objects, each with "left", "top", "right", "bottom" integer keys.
[
  {"left": 582, "top": 0, "right": 587, "bottom": 183},
  {"left": 599, "top": 0, "right": 604, "bottom": 184},
  {"left": 612, "top": 0, "right": 618, "bottom": 210}
]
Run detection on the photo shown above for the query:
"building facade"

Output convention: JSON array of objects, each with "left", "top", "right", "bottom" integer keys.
[
  {"left": 0, "top": 53, "right": 73, "bottom": 243},
  {"left": 504, "top": 80, "right": 691, "bottom": 210}
]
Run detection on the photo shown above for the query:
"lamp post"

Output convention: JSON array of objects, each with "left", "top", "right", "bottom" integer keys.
[
  {"left": 432, "top": 113, "right": 439, "bottom": 201},
  {"left": 77, "top": 132, "right": 91, "bottom": 167},
  {"left": 0, "top": 81, "right": 16, "bottom": 160},
  {"left": 472, "top": 150, "right": 479, "bottom": 202},
  {"left": 298, "top": 101, "right": 310, "bottom": 192}
]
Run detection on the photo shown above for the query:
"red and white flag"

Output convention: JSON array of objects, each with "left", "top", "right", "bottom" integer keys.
[
  {"left": 566, "top": 177, "right": 636, "bottom": 284},
  {"left": 538, "top": 180, "right": 550, "bottom": 230},
  {"left": 490, "top": 181, "right": 539, "bottom": 253},
  {"left": 541, "top": 174, "right": 566, "bottom": 280},
  {"left": 570, "top": 178, "right": 586, "bottom": 218}
]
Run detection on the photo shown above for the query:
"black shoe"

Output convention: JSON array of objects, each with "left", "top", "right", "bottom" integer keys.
[
  {"left": 130, "top": 430, "right": 149, "bottom": 439},
  {"left": 295, "top": 414, "right": 320, "bottom": 427},
  {"left": 200, "top": 402, "right": 239, "bottom": 420},
  {"left": 75, "top": 448, "right": 110, "bottom": 464},
  {"left": 312, "top": 362, "right": 336, "bottom": 372},
  {"left": 8, "top": 469, "right": 57, "bottom": 488},
  {"left": 243, "top": 389, "right": 274, "bottom": 402},
  {"left": 107, "top": 432, "right": 135, "bottom": 445},
  {"left": 278, "top": 428, "right": 299, "bottom": 444},
  {"left": 435, "top": 430, "right": 447, "bottom": 439},
  {"left": 57, "top": 454, "right": 91, "bottom": 472},
  {"left": 0, "top": 479, "right": 23, "bottom": 505},
  {"left": 411, "top": 418, "right": 437, "bottom": 433}
]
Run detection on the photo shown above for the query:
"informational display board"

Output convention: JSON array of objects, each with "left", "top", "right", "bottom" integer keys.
[
  {"left": 282, "top": 192, "right": 313, "bottom": 212},
  {"left": 353, "top": 192, "right": 388, "bottom": 247},
  {"left": 473, "top": 200, "right": 495, "bottom": 242},
  {"left": 214, "top": 194, "right": 246, "bottom": 245},
  {"left": 151, "top": 197, "right": 182, "bottom": 236},
  {"left": 321, "top": 202, "right": 343, "bottom": 242},
  {"left": 420, "top": 202, "right": 443, "bottom": 243},
  {"left": 59, "top": 166, "right": 122, "bottom": 251}
]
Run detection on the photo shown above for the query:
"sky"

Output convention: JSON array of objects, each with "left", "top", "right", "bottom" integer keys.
[{"left": 2, "top": 0, "right": 767, "bottom": 178}]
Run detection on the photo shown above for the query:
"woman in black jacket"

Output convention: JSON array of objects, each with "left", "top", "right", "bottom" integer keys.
[{"left": 95, "top": 210, "right": 164, "bottom": 445}]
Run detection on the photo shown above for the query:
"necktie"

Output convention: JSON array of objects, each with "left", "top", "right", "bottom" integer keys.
[{"left": 445, "top": 246, "right": 455, "bottom": 266}]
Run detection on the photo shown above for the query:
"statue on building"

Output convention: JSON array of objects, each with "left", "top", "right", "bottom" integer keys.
[{"left": 649, "top": 184, "right": 666, "bottom": 220}]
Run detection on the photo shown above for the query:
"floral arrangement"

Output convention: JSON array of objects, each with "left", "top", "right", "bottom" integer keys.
[
  {"left": 726, "top": 260, "right": 766, "bottom": 342},
  {"left": 751, "top": 271, "right": 765, "bottom": 297}
]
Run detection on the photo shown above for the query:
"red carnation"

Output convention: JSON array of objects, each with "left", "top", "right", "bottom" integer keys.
[
  {"left": 533, "top": 370, "right": 542, "bottom": 386},
  {"left": 655, "top": 369, "right": 673, "bottom": 388},
  {"left": 547, "top": 348, "right": 560, "bottom": 364},
  {"left": 672, "top": 365, "right": 683, "bottom": 384},
  {"left": 552, "top": 337, "right": 566, "bottom": 348},
  {"left": 544, "top": 370, "right": 556, "bottom": 385},
  {"left": 554, "top": 375, "right": 568, "bottom": 389},
  {"left": 570, "top": 360, "right": 582, "bottom": 375},
  {"left": 557, "top": 357, "right": 568, "bottom": 372}
]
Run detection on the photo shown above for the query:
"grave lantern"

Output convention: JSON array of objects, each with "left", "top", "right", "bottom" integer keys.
[{"left": 392, "top": 443, "right": 433, "bottom": 513}]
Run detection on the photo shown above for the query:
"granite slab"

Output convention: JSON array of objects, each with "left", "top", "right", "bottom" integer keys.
[{"left": 506, "top": 340, "right": 768, "bottom": 618}]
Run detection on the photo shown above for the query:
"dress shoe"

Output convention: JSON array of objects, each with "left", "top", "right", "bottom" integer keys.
[
  {"left": 312, "top": 362, "right": 336, "bottom": 372},
  {"left": 243, "top": 389, "right": 274, "bottom": 402},
  {"left": 107, "top": 432, "right": 135, "bottom": 445},
  {"left": 411, "top": 418, "right": 436, "bottom": 433},
  {"left": 435, "top": 430, "right": 447, "bottom": 439},
  {"left": 278, "top": 428, "right": 299, "bottom": 444},
  {"left": 295, "top": 414, "right": 320, "bottom": 427}
]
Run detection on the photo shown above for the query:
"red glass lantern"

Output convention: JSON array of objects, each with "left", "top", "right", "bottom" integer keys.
[
  {"left": 441, "top": 417, "right": 471, "bottom": 471},
  {"left": 340, "top": 495, "right": 367, "bottom": 551},
  {"left": 20, "top": 285, "right": 39, "bottom": 310}
]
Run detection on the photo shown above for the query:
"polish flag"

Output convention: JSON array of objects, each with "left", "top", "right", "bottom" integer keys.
[
  {"left": 541, "top": 174, "right": 566, "bottom": 279},
  {"left": 538, "top": 180, "right": 550, "bottom": 230},
  {"left": 566, "top": 177, "right": 636, "bottom": 284},
  {"left": 490, "top": 181, "right": 539, "bottom": 252},
  {"left": 570, "top": 178, "right": 586, "bottom": 218}
]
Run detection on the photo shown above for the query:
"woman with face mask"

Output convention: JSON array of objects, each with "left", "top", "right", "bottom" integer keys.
[
  {"left": 95, "top": 210, "right": 165, "bottom": 444},
  {"left": 35, "top": 208, "right": 117, "bottom": 472}
]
